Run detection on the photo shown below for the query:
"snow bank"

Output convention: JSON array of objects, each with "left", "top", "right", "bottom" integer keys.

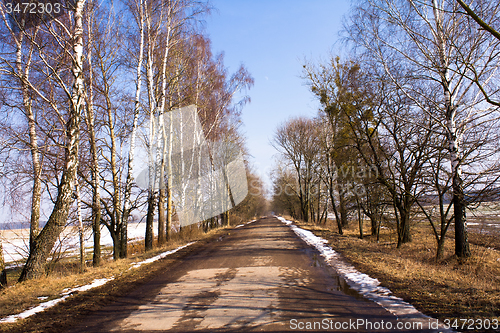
[
  {"left": 276, "top": 216, "right": 453, "bottom": 331},
  {"left": 130, "top": 242, "right": 195, "bottom": 269},
  {"left": 234, "top": 219, "right": 257, "bottom": 229},
  {"left": 0, "top": 278, "right": 112, "bottom": 323}
]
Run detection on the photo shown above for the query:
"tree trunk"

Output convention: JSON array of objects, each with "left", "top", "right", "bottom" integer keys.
[
  {"left": 453, "top": 174, "right": 470, "bottom": 258},
  {"left": 85, "top": 10, "right": 102, "bottom": 266},
  {"left": 0, "top": 241, "right": 6, "bottom": 288},
  {"left": 370, "top": 214, "right": 378, "bottom": 236},
  {"left": 89, "top": 112, "right": 101, "bottom": 266},
  {"left": 158, "top": 188, "right": 166, "bottom": 245},
  {"left": 75, "top": 178, "right": 86, "bottom": 273},
  {"left": 145, "top": 190, "right": 155, "bottom": 250},
  {"left": 433, "top": 0, "right": 471, "bottom": 258},
  {"left": 105, "top": 80, "right": 122, "bottom": 259},
  {"left": 15, "top": 31, "right": 42, "bottom": 253},
  {"left": 398, "top": 209, "right": 411, "bottom": 246},
  {"left": 436, "top": 237, "right": 445, "bottom": 261},
  {"left": 326, "top": 149, "right": 342, "bottom": 234},
  {"left": 18, "top": 0, "right": 86, "bottom": 282},
  {"left": 166, "top": 186, "right": 172, "bottom": 241},
  {"left": 329, "top": 186, "right": 343, "bottom": 235},
  {"left": 357, "top": 199, "right": 363, "bottom": 239},
  {"left": 111, "top": 229, "right": 120, "bottom": 260},
  {"left": 120, "top": 0, "right": 145, "bottom": 256},
  {"left": 339, "top": 192, "right": 348, "bottom": 228}
]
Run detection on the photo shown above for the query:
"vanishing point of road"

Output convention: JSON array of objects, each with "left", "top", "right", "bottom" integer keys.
[{"left": 69, "top": 216, "right": 430, "bottom": 332}]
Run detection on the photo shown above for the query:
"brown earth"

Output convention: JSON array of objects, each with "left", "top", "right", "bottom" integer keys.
[
  {"left": 64, "top": 217, "right": 436, "bottom": 332},
  {"left": 1, "top": 217, "right": 446, "bottom": 332}
]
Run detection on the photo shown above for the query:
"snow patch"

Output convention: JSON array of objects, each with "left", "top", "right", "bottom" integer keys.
[
  {"left": 234, "top": 219, "right": 257, "bottom": 229},
  {"left": 0, "top": 241, "right": 196, "bottom": 324},
  {"left": 0, "top": 278, "right": 113, "bottom": 324},
  {"left": 130, "top": 242, "right": 195, "bottom": 269},
  {"left": 276, "top": 216, "right": 453, "bottom": 331}
]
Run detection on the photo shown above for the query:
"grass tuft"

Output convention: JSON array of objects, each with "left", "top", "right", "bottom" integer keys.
[{"left": 288, "top": 216, "right": 500, "bottom": 329}]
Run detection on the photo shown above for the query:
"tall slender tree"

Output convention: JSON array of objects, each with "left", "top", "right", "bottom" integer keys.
[{"left": 19, "top": 0, "right": 87, "bottom": 281}]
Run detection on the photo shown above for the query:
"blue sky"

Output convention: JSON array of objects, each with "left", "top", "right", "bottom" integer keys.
[{"left": 205, "top": 0, "right": 351, "bottom": 190}]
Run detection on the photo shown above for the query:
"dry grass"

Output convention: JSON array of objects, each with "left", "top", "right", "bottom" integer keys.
[
  {"left": 289, "top": 216, "right": 500, "bottom": 329},
  {"left": 0, "top": 223, "right": 232, "bottom": 327}
]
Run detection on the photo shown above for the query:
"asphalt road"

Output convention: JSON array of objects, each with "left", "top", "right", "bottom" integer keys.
[{"left": 69, "top": 217, "right": 432, "bottom": 332}]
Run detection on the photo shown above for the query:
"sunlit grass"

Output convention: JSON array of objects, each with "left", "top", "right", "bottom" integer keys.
[{"left": 291, "top": 215, "right": 500, "bottom": 324}]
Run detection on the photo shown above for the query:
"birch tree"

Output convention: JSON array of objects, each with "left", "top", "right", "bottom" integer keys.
[
  {"left": 18, "top": 0, "right": 87, "bottom": 281},
  {"left": 345, "top": 0, "right": 500, "bottom": 257},
  {"left": 0, "top": 4, "right": 42, "bottom": 254},
  {"left": 84, "top": 0, "right": 102, "bottom": 266},
  {"left": 456, "top": 0, "right": 500, "bottom": 107},
  {"left": 120, "top": 0, "right": 146, "bottom": 256}
]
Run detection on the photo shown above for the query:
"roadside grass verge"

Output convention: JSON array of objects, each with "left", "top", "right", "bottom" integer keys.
[
  {"left": 0, "top": 222, "right": 236, "bottom": 332},
  {"left": 287, "top": 216, "right": 500, "bottom": 329}
]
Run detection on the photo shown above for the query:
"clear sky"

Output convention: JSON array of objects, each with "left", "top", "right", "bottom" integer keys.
[{"left": 205, "top": 0, "right": 351, "bottom": 191}]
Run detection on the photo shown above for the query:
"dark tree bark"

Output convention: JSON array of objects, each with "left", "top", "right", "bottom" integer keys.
[
  {"left": 158, "top": 188, "right": 166, "bottom": 245},
  {"left": 453, "top": 174, "right": 471, "bottom": 257},
  {"left": 0, "top": 241, "right": 7, "bottom": 288},
  {"left": 145, "top": 190, "right": 155, "bottom": 250}
]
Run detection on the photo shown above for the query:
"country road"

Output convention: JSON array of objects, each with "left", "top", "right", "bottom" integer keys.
[{"left": 68, "top": 217, "right": 434, "bottom": 332}]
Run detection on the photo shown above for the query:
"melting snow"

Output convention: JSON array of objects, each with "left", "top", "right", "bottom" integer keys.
[
  {"left": 0, "top": 242, "right": 196, "bottom": 324},
  {"left": 130, "top": 242, "right": 195, "bottom": 269},
  {"left": 276, "top": 216, "right": 453, "bottom": 332},
  {"left": 0, "top": 278, "right": 112, "bottom": 323}
]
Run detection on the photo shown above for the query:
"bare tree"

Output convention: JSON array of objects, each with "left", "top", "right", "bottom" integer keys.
[
  {"left": 454, "top": 0, "right": 500, "bottom": 107},
  {"left": 272, "top": 117, "right": 320, "bottom": 222},
  {"left": 304, "top": 58, "right": 367, "bottom": 229},
  {"left": 121, "top": 0, "right": 146, "bottom": 255},
  {"left": 18, "top": 0, "right": 87, "bottom": 281},
  {"left": 317, "top": 126, "right": 343, "bottom": 234},
  {"left": 271, "top": 162, "right": 302, "bottom": 220},
  {"left": 84, "top": 0, "right": 102, "bottom": 266},
  {"left": 0, "top": 240, "right": 6, "bottom": 288},
  {"left": 306, "top": 57, "right": 437, "bottom": 246},
  {"left": 0, "top": 4, "right": 42, "bottom": 254},
  {"left": 345, "top": 0, "right": 500, "bottom": 257}
]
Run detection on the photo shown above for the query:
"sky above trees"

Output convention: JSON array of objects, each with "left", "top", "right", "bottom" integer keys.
[{"left": 205, "top": 0, "right": 351, "bottom": 189}]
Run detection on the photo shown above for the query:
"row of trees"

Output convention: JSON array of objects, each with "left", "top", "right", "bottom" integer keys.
[
  {"left": 0, "top": 0, "right": 265, "bottom": 285},
  {"left": 271, "top": 0, "right": 500, "bottom": 260}
]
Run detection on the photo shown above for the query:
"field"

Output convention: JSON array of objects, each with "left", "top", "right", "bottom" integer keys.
[{"left": 1, "top": 222, "right": 166, "bottom": 267}]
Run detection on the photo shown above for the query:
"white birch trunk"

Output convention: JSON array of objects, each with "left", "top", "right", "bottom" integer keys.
[
  {"left": 19, "top": 0, "right": 86, "bottom": 281},
  {"left": 144, "top": 2, "right": 158, "bottom": 249},
  {"left": 122, "top": 0, "right": 145, "bottom": 256},
  {"left": 85, "top": 1, "right": 102, "bottom": 266},
  {"left": 13, "top": 28, "right": 42, "bottom": 253},
  {"left": 156, "top": 19, "right": 171, "bottom": 244},
  {"left": 432, "top": 0, "right": 470, "bottom": 257}
]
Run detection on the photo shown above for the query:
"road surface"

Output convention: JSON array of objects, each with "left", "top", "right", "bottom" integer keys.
[{"left": 69, "top": 217, "right": 430, "bottom": 332}]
